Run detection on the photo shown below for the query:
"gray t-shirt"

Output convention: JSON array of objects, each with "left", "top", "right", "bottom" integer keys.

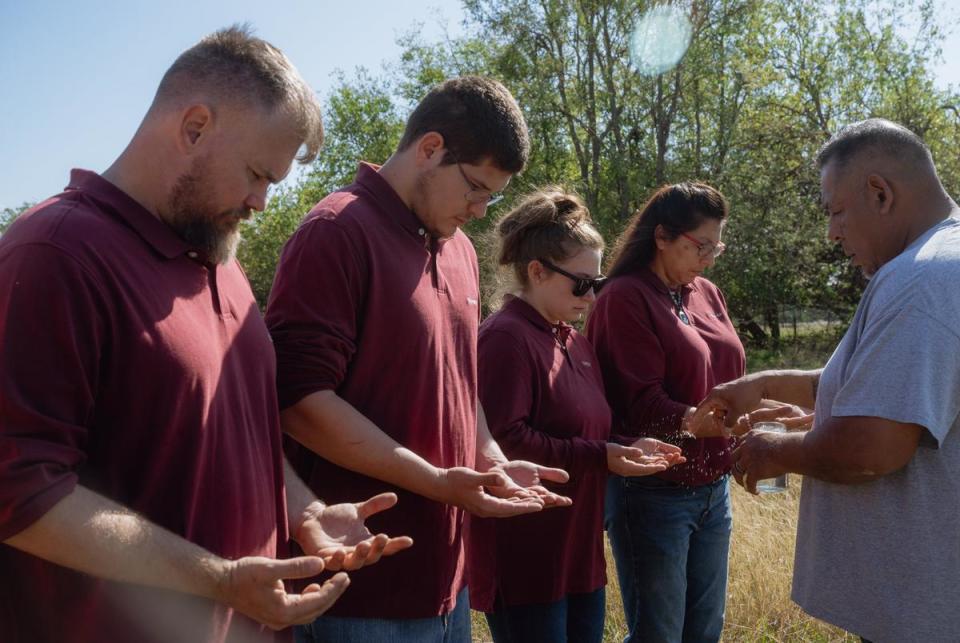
[{"left": 792, "top": 216, "right": 960, "bottom": 642}]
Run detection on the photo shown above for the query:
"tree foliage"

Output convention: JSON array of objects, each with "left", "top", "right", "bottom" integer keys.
[
  {"left": 1, "top": 203, "right": 34, "bottom": 235},
  {"left": 238, "top": 0, "right": 960, "bottom": 341}
]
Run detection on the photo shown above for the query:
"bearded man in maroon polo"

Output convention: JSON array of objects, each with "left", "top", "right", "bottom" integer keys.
[{"left": 0, "top": 25, "right": 410, "bottom": 643}]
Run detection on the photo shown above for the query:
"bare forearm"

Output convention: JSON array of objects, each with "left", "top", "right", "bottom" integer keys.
[
  {"left": 756, "top": 369, "right": 822, "bottom": 409},
  {"left": 283, "top": 459, "right": 323, "bottom": 540},
  {"left": 4, "top": 485, "right": 225, "bottom": 599},
  {"left": 281, "top": 391, "right": 445, "bottom": 502},
  {"left": 772, "top": 420, "right": 918, "bottom": 484},
  {"left": 476, "top": 404, "right": 507, "bottom": 470}
]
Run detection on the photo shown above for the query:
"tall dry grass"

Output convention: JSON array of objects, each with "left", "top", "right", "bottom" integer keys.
[{"left": 471, "top": 480, "right": 857, "bottom": 642}]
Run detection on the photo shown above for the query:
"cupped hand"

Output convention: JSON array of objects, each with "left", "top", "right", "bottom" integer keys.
[
  {"left": 440, "top": 466, "right": 548, "bottom": 518},
  {"left": 216, "top": 556, "right": 349, "bottom": 630},
  {"left": 607, "top": 438, "right": 686, "bottom": 477},
  {"left": 296, "top": 493, "right": 414, "bottom": 571},
  {"left": 488, "top": 460, "right": 572, "bottom": 508}
]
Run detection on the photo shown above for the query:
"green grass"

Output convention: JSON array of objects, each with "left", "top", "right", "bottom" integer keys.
[{"left": 745, "top": 324, "right": 846, "bottom": 372}]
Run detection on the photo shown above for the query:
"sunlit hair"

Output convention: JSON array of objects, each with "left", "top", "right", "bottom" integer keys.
[
  {"left": 153, "top": 24, "right": 323, "bottom": 163},
  {"left": 816, "top": 117, "right": 932, "bottom": 173},
  {"left": 397, "top": 76, "right": 530, "bottom": 173},
  {"left": 607, "top": 182, "right": 727, "bottom": 279},
  {"left": 495, "top": 187, "right": 604, "bottom": 289}
]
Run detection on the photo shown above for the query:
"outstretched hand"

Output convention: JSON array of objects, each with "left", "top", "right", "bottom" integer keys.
[
  {"left": 489, "top": 460, "right": 573, "bottom": 508},
  {"left": 216, "top": 556, "right": 349, "bottom": 630},
  {"left": 295, "top": 493, "right": 414, "bottom": 572},
  {"left": 607, "top": 438, "right": 686, "bottom": 477},
  {"left": 733, "top": 401, "right": 814, "bottom": 436},
  {"left": 689, "top": 374, "right": 768, "bottom": 437},
  {"left": 439, "top": 466, "right": 550, "bottom": 518}
]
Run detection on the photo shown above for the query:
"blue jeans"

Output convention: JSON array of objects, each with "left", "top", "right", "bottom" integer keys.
[
  {"left": 485, "top": 587, "right": 606, "bottom": 643},
  {"left": 605, "top": 475, "right": 732, "bottom": 643},
  {"left": 294, "top": 588, "right": 471, "bottom": 643}
]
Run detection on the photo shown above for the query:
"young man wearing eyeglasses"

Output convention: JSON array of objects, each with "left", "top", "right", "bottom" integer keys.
[{"left": 265, "top": 76, "right": 572, "bottom": 643}]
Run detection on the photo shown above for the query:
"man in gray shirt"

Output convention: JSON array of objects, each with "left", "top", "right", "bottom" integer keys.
[{"left": 692, "top": 118, "right": 960, "bottom": 642}]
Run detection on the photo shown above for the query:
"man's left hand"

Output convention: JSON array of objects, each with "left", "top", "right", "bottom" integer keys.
[
  {"left": 295, "top": 493, "right": 414, "bottom": 571},
  {"left": 731, "top": 430, "right": 790, "bottom": 494},
  {"left": 487, "top": 461, "right": 573, "bottom": 507}
]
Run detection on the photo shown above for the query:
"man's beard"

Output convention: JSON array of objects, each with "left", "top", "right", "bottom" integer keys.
[{"left": 166, "top": 158, "right": 248, "bottom": 265}]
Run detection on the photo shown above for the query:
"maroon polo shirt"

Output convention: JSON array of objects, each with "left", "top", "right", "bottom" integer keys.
[
  {"left": 585, "top": 267, "right": 745, "bottom": 486},
  {"left": 265, "top": 163, "right": 479, "bottom": 619},
  {"left": 0, "top": 170, "right": 288, "bottom": 643},
  {"left": 467, "top": 297, "right": 609, "bottom": 612}
]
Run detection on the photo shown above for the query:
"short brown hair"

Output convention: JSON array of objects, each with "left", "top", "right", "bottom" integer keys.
[
  {"left": 154, "top": 24, "right": 323, "bottom": 163},
  {"left": 397, "top": 76, "right": 530, "bottom": 173},
  {"left": 607, "top": 182, "right": 728, "bottom": 279},
  {"left": 496, "top": 187, "right": 604, "bottom": 288}
]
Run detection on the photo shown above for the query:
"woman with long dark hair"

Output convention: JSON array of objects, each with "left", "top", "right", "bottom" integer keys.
[{"left": 586, "top": 182, "right": 745, "bottom": 642}]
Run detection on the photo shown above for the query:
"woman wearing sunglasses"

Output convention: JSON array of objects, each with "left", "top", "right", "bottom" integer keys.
[
  {"left": 585, "top": 182, "right": 745, "bottom": 643},
  {"left": 468, "top": 187, "right": 684, "bottom": 643}
]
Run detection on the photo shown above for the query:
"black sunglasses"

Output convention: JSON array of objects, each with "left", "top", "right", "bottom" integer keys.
[{"left": 540, "top": 260, "right": 606, "bottom": 297}]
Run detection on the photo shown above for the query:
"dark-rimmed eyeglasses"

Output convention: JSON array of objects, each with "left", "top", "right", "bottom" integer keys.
[
  {"left": 540, "top": 260, "right": 606, "bottom": 297},
  {"left": 680, "top": 231, "right": 726, "bottom": 259},
  {"left": 448, "top": 150, "right": 504, "bottom": 206}
]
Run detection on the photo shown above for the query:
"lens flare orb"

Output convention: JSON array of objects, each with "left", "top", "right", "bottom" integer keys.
[{"left": 630, "top": 5, "right": 693, "bottom": 76}]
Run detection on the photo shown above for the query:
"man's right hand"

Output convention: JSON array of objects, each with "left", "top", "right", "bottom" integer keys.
[
  {"left": 438, "top": 466, "right": 549, "bottom": 518},
  {"left": 689, "top": 373, "right": 769, "bottom": 436},
  {"left": 216, "top": 556, "right": 349, "bottom": 631}
]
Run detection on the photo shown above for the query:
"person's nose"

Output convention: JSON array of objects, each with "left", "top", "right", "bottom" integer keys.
[
  {"left": 468, "top": 200, "right": 489, "bottom": 220},
  {"left": 827, "top": 215, "right": 842, "bottom": 243},
  {"left": 245, "top": 187, "right": 268, "bottom": 213}
]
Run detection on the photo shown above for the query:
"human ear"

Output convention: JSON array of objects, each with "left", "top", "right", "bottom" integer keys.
[
  {"left": 416, "top": 132, "right": 446, "bottom": 167},
  {"left": 866, "top": 173, "right": 894, "bottom": 216},
  {"left": 527, "top": 259, "right": 546, "bottom": 284},
  {"left": 654, "top": 224, "right": 668, "bottom": 250},
  {"left": 178, "top": 104, "right": 213, "bottom": 154}
]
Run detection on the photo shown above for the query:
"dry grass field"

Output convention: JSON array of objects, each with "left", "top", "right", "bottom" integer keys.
[{"left": 471, "top": 481, "right": 857, "bottom": 642}]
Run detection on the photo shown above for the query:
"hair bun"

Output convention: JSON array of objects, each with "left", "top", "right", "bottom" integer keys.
[{"left": 554, "top": 196, "right": 580, "bottom": 219}]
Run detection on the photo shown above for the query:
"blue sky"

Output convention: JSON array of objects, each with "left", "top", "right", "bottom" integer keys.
[
  {"left": 0, "top": 0, "right": 465, "bottom": 210},
  {"left": 1, "top": 1, "right": 958, "bottom": 211}
]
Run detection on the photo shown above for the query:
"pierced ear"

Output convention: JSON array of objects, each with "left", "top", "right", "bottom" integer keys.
[
  {"left": 866, "top": 173, "right": 894, "bottom": 215},
  {"left": 179, "top": 104, "right": 213, "bottom": 153}
]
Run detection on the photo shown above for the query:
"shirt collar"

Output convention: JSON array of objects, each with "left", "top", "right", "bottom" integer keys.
[
  {"left": 66, "top": 169, "right": 192, "bottom": 260},
  {"left": 502, "top": 295, "right": 573, "bottom": 343}
]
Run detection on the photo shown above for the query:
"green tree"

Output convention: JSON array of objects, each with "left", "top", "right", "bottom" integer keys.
[
  {"left": 1, "top": 203, "right": 34, "bottom": 235},
  {"left": 235, "top": 0, "right": 960, "bottom": 331}
]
